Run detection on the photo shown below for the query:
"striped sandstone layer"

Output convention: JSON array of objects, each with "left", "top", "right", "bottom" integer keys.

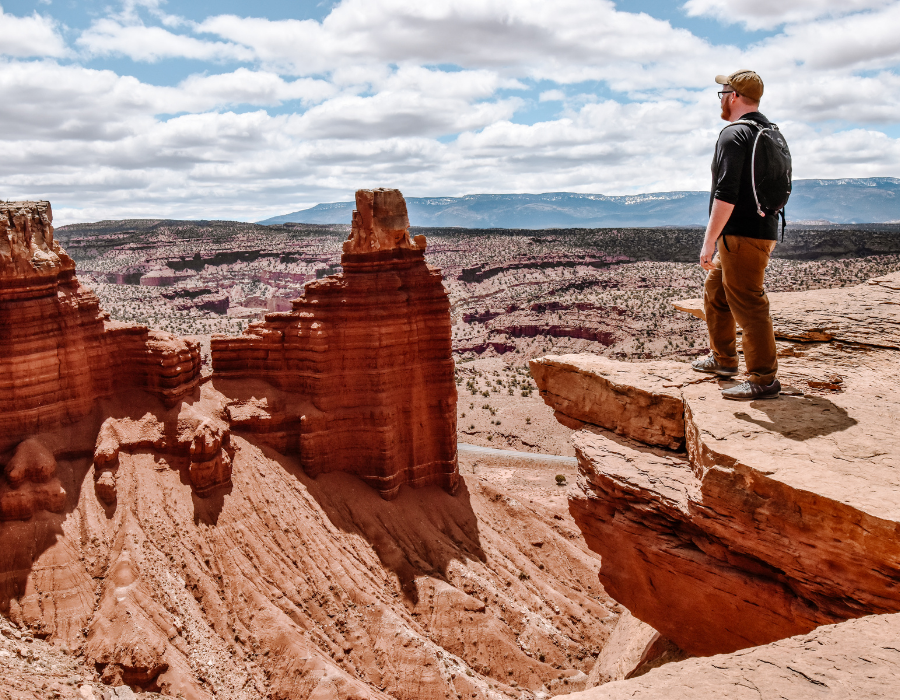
[
  {"left": 212, "top": 189, "right": 458, "bottom": 499},
  {"left": 1, "top": 201, "right": 202, "bottom": 476}
]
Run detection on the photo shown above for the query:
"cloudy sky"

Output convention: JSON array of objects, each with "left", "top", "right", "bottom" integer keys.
[{"left": 2, "top": 0, "right": 900, "bottom": 224}]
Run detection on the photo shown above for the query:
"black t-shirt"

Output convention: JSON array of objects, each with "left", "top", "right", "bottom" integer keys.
[{"left": 710, "top": 111, "right": 778, "bottom": 240}]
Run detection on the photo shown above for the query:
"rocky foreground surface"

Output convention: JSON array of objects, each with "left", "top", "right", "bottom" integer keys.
[
  {"left": 533, "top": 271, "right": 900, "bottom": 691},
  {"left": 562, "top": 611, "right": 900, "bottom": 699}
]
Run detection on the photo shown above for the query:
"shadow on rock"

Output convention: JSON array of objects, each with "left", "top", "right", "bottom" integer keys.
[
  {"left": 733, "top": 394, "right": 858, "bottom": 440},
  {"left": 0, "top": 455, "right": 95, "bottom": 643},
  {"left": 300, "top": 469, "right": 486, "bottom": 606},
  {"left": 190, "top": 480, "right": 232, "bottom": 526}
]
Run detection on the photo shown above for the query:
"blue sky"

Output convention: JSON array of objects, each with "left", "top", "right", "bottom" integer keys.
[{"left": 1, "top": 0, "right": 899, "bottom": 223}]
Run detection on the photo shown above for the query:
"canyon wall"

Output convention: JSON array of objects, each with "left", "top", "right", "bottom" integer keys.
[
  {"left": 0, "top": 201, "right": 201, "bottom": 455},
  {"left": 532, "top": 272, "right": 900, "bottom": 657},
  {"left": 0, "top": 197, "right": 612, "bottom": 699},
  {"left": 212, "top": 188, "right": 459, "bottom": 499}
]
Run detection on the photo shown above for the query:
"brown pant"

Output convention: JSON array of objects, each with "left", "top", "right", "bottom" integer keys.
[{"left": 703, "top": 235, "right": 778, "bottom": 385}]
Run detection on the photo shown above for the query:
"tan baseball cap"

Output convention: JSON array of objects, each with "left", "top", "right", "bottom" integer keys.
[{"left": 715, "top": 69, "right": 764, "bottom": 102}]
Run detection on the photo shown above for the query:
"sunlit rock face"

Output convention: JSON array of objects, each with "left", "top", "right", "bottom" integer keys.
[
  {"left": 532, "top": 272, "right": 900, "bottom": 658},
  {"left": 0, "top": 201, "right": 201, "bottom": 455},
  {"left": 212, "top": 189, "right": 459, "bottom": 499}
]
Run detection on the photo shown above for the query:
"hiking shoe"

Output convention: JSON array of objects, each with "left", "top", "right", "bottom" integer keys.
[
  {"left": 691, "top": 355, "right": 739, "bottom": 377},
  {"left": 722, "top": 379, "right": 781, "bottom": 401}
]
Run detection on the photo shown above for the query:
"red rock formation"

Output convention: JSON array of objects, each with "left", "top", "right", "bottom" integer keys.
[
  {"left": 0, "top": 201, "right": 201, "bottom": 455},
  {"left": 532, "top": 272, "right": 900, "bottom": 658},
  {"left": 92, "top": 407, "right": 233, "bottom": 504},
  {"left": 212, "top": 188, "right": 458, "bottom": 499},
  {"left": 1, "top": 381, "right": 612, "bottom": 700},
  {"left": 0, "top": 439, "right": 66, "bottom": 521},
  {"left": 0, "top": 197, "right": 616, "bottom": 700}
]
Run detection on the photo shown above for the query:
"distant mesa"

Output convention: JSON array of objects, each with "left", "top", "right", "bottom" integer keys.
[
  {"left": 258, "top": 178, "right": 900, "bottom": 228},
  {"left": 212, "top": 188, "right": 459, "bottom": 499}
]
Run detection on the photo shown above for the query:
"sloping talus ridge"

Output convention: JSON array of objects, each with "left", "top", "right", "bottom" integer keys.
[
  {"left": 530, "top": 271, "right": 900, "bottom": 657},
  {"left": 558, "top": 611, "right": 900, "bottom": 700},
  {"left": 212, "top": 188, "right": 459, "bottom": 499}
]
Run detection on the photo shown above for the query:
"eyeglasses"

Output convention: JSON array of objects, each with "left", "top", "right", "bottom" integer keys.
[{"left": 718, "top": 90, "right": 736, "bottom": 99}]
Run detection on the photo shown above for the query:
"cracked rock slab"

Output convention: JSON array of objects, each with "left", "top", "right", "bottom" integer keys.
[{"left": 529, "top": 354, "right": 702, "bottom": 450}]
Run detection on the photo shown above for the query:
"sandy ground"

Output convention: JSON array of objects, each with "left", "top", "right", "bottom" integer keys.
[
  {"left": 458, "top": 449, "right": 580, "bottom": 521},
  {"left": 456, "top": 357, "right": 576, "bottom": 457}
]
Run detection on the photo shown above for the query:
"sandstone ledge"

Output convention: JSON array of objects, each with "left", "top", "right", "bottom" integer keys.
[
  {"left": 558, "top": 612, "right": 900, "bottom": 700},
  {"left": 530, "top": 355, "right": 701, "bottom": 450},
  {"left": 535, "top": 273, "right": 900, "bottom": 657},
  {"left": 672, "top": 271, "right": 900, "bottom": 349}
]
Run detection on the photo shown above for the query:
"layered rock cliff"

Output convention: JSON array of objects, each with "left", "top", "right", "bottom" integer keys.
[
  {"left": 212, "top": 188, "right": 459, "bottom": 499},
  {"left": 531, "top": 271, "right": 900, "bottom": 657},
  {"left": 0, "top": 201, "right": 201, "bottom": 455}
]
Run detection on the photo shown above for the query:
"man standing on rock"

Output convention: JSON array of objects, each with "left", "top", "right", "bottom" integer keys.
[{"left": 693, "top": 69, "right": 781, "bottom": 400}]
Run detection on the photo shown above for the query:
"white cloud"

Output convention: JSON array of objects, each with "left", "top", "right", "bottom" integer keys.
[
  {"left": 766, "top": 4, "right": 900, "bottom": 71},
  {"left": 0, "top": 0, "right": 899, "bottom": 223},
  {"left": 0, "top": 6, "right": 69, "bottom": 57},
  {"left": 683, "top": 0, "right": 897, "bottom": 30},
  {"left": 77, "top": 19, "right": 254, "bottom": 62},
  {"left": 196, "top": 0, "right": 721, "bottom": 86},
  {"left": 179, "top": 69, "right": 336, "bottom": 107}
]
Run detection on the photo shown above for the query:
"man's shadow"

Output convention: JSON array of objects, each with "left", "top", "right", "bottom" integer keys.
[{"left": 732, "top": 393, "right": 857, "bottom": 441}]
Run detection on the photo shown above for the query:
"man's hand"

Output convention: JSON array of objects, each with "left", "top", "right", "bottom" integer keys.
[
  {"left": 700, "top": 237, "right": 717, "bottom": 271},
  {"left": 700, "top": 198, "right": 735, "bottom": 271}
]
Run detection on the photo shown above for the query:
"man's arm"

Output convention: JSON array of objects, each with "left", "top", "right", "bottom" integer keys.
[{"left": 699, "top": 198, "right": 735, "bottom": 271}]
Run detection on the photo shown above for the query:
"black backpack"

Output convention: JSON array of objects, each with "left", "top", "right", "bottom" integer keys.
[{"left": 726, "top": 118, "right": 792, "bottom": 238}]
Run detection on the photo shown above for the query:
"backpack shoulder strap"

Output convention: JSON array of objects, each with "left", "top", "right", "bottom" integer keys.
[
  {"left": 720, "top": 118, "right": 760, "bottom": 134},
  {"left": 719, "top": 120, "right": 766, "bottom": 216}
]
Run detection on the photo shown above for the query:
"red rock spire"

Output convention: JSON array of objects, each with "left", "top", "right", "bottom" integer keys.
[{"left": 212, "top": 188, "right": 459, "bottom": 499}]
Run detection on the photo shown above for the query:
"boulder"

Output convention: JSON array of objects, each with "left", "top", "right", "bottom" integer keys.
[{"left": 0, "top": 438, "right": 66, "bottom": 521}]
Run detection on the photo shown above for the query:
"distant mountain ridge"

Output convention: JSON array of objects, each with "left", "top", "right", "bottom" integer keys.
[{"left": 258, "top": 178, "right": 900, "bottom": 229}]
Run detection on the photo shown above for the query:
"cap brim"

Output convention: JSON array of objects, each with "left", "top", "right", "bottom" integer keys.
[{"left": 715, "top": 74, "right": 730, "bottom": 85}]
